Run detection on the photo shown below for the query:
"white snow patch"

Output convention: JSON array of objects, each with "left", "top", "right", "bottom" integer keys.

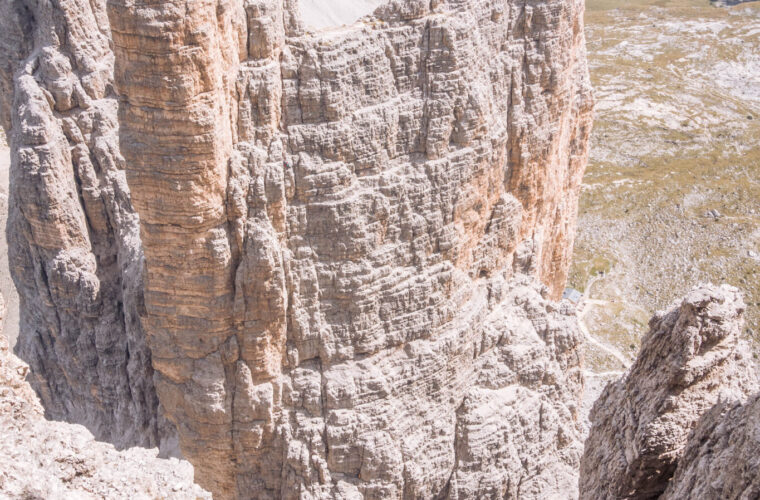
[{"left": 299, "top": 0, "right": 386, "bottom": 30}]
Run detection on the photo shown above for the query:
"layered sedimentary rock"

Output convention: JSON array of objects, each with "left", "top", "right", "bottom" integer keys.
[
  {"left": 0, "top": 0, "right": 175, "bottom": 451},
  {"left": 580, "top": 284, "right": 759, "bottom": 500},
  {"left": 0, "top": 294, "right": 210, "bottom": 499},
  {"left": 109, "top": 0, "right": 592, "bottom": 497},
  {"left": 2, "top": 0, "right": 593, "bottom": 497}
]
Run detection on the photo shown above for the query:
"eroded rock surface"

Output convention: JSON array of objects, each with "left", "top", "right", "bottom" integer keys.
[
  {"left": 1, "top": 0, "right": 593, "bottom": 498},
  {"left": 580, "top": 284, "right": 759, "bottom": 500},
  {"left": 661, "top": 393, "right": 760, "bottom": 500},
  {"left": 109, "top": 0, "right": 592, "bottom": 497},
  {"left": 0, "top": 0, "right": 176, "bottom": 452},
  {"left": 0, "top": 294, "right": 210, "bottom": 499}
]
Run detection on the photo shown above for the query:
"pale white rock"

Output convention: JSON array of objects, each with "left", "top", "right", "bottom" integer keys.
[
  {"left": 108, "top": 0, "right": 592, "bottom": 496},
  {"left": 1, "top": 0, "right": 594, "bottom": 498}
]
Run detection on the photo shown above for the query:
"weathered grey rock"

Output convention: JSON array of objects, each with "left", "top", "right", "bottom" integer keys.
[
  {"left": 0, "top": 294, "right": 210, "bottom": 499},
  {"left": 0, "top": 0, "right": 177, "bottom": 453},
  {"left": 2, "top": 0, "right": 593, "bottom": 498},
  {"left": 109, "top": 0, "right": 592, "bottom": 497},
  {"left": 661, "top": 393, "right": 760, "bottom": 500},
  {"left": 580, "top": 284, "right": 759, "bottom": 500}
]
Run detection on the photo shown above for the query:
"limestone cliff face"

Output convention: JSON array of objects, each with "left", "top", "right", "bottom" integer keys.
[
  {"left": 580, "top": 284, "right": 759, "bottom": 500},
  {"left": 0, "top": 0, "right": 176, "bottom": 452},
  {"left": 109, "top": 0, "right": 592, "bottom": 497},
  {"left": 2, "top": 0, "right": 593, "bottom": 498}
]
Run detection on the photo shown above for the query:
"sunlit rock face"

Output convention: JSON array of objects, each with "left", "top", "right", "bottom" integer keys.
[{"left": 1, "top": 0, "right": 593, "bottom": 498}]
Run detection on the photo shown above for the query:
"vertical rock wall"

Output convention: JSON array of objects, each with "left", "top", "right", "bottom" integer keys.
[
  {"left": 0, "top": 0, "right": 175, "bottom": 452},
  {"left": 2, "top": 0, "right": 593, "bottom": 497},
  {"left": 109, "top": 0, "right": 592, "bottom": 497},
  {"left": 108, "top": 1, "right": 247, "bottom": 489},
  {"left": 580, "top": 285, "right": 759, "bottom": 500}
]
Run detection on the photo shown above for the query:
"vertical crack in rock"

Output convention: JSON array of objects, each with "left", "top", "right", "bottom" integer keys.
[
  {"left": 0, "top": 0, "right": 175, "bottom": 452},
  {"left": 4, "top": 0, "right": 593, "bottom": 497},
  {"left": 580, "top": 284, "right": 759, "bottom": 500}
]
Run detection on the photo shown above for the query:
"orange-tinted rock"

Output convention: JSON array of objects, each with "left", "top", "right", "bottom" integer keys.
[{"left": 3, "top": 0, "right": 593, "bottom": 497}]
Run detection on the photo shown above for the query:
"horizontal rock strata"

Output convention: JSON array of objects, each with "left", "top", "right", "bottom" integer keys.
[{"left": 2, "top": 0, "right": 593, "bottom": 498}]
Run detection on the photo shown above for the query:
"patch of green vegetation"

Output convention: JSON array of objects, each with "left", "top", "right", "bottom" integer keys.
[
  {"left": 568, "top": 247, "right": 616, "bottom": 293},
  {"left": 584, "top": 300, "right": 650, "bottom": 357}
]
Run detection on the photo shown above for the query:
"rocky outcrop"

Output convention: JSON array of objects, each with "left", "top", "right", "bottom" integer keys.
[
  {"left": 0, "top": 294, "right": 210, "bottom": 499},
  {"left": 2, "top": 0, "right": 593, "bottom": 498},
  {"left": 661, "top": 393, "right": 760, "bottom": 500},
  {"left": 580, "top": 284, "right": 759, "bottom": 500},
  {"left": 0, "top": 0, "right": 176, "bottom": 452}
]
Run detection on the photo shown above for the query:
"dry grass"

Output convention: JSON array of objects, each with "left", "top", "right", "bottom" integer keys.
[{"left": 577, "top": 0, "right": 760, "bottom": 371}]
